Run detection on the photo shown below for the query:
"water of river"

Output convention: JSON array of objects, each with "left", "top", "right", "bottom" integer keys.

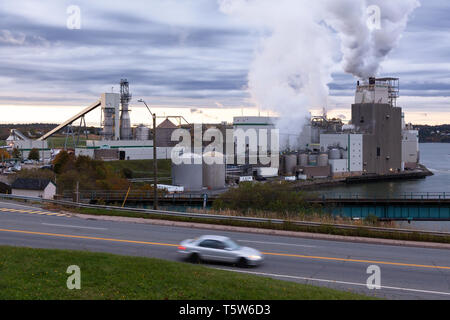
[
  {"left": 316, "top": 143, "right": 450, "bottom": 196},
  {"left": 316, "top": 143, "right": 450, "bottom": 231}
]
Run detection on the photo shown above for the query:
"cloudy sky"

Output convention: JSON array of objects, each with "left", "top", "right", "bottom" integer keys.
[{"left": 0, "top": 0, "right": 449, "bottom": 126}]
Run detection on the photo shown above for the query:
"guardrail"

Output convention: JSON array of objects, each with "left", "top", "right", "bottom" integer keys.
[
  {"left": 1, "top": 193, "right": 449, "bottom": 238},
  {"left": 60, "top": 190, "right": 450, "bottom": 202}
]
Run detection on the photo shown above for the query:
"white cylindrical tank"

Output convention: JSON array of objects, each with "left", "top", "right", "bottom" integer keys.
[
  {"left": 329, "top": 148, "right": 341, "bottom": 160},
  {"left": 284, "top": 154, "right": 297, "bottom": 175},
  {"left": 298, "top": 153, "right": 308, "bottom": 167},
  {"left": 318, "top": 153, "right": 329, "bottom": 167},
  {"left": 135, "top": 125, "right": 150, "bottom": 141},
  {"left": 203, "top": 151, "right": 226, "bottom": 190},
  {"left": 308, "top": 154, "right": 318, "bottom": 166},
  {"left": 171, "top": 153, "right": 203, "bottom": 191}
]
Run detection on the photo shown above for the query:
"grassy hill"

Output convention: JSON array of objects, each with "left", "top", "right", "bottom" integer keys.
[{"left": 0, "top": 246, "right": 372, "bottom": 300}]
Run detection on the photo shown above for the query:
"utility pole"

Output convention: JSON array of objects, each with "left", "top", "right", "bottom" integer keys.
[
  {"left": 152, "top": 112, "right": 158, "bottom": 210},
  {"left": 138, "top": 99, "right": 158, "bottom": 210}
]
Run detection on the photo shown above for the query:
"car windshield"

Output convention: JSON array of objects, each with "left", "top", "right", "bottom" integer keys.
[{"left": 223, "top": 239, "right": 241, "bottom": 250}]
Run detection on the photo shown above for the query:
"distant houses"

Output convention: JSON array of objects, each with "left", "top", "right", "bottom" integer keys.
[{"left": 11, "top": 178, "right": 56, "bottom": 200}]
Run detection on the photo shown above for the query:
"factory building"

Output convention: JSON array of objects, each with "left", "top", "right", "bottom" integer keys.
[
  {"left": 280, "top": 77, "right": 407, "bottom": 179},
  {"left": 232, "top": 116, "right": 279, "bottom": 166},
  {"left": 73, "top": 91, "right": 174, "bottom": 161},
  {"left": 29, "top": 80, "right": 176, "bottom": 162},
  {"left": 233, "top": 116, "right": 277, "bottom": 150}
]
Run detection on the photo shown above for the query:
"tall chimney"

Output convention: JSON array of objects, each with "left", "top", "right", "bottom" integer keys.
[{"left": 120, "top": 79, "right": 132, "bottom": 140}]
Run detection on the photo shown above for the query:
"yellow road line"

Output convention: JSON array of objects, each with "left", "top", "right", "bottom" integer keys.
[
  {"left": 1, "top": 208, "right": 21, "bottom": 212},
  {"left": 0, "top": 227, "right": 448, "bottom": 270},
  {"left": 0, "top": 228, "right": 179, "bottom": 248},
  {"left": 0, "top": 207, "right": 61, "bottom": 216}
]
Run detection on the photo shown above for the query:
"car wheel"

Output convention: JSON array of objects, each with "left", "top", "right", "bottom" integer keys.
[
  {"left": 237, "top": 257, "right": 248, "bottom": 268},
  {"left": 189, "top": 253, "right": 201, "bottom": 264}
]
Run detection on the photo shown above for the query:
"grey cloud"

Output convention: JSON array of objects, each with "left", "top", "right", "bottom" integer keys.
[{"left": 0, "top": 0, "right": 449, "bottom": 113}]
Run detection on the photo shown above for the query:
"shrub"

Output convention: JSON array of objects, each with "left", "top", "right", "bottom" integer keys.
[
  {"left": 213, "top": 182, "right": 317, "bottom": 217},
  {"left": 28, "top": 148, "right": 40, "bottom": 161},
  {"left": 0, "top": 149, "right": 10, "bottom": 160}
]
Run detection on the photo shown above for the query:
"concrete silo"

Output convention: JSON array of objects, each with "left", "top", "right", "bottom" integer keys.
[
  {"left": 135, "top": 124, "right": 150, "bottom": 141},
  {"left": 298, "top": 153, "right": 309, "bottom": 167},
  {"left": 284, "top": 154, "right": 298, "bottom": 175},
  {"left": 171, "top": 153, "right": 203, "bottom": 192},
  {"left": 203, "top": 151, "right": 226, "bottom": 190}
]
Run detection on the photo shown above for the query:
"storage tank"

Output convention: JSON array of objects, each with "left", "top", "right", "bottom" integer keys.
[
  {"left": 329, "top": 148, "right": 341, "bottom": 160},
  {"left": 284, "top": 154, "right": 298, "bottom": 175},
  {"left": 298, "top": 153, "right": 308, "bottom": 167},
  {"left": 203, "top": 151, "right": 226, "bottom": 190},
  {"left": 171, "top": 153, "right": 203, "bottom": 191},
  {"left": 135, "top": 125, "right": 150, "bottom": 141},
  {"left": 308, "top": 154, "right": 318, "bottom": 166},
  {"left": 318, "top": 153, "right": 329, "bottom": 167}
]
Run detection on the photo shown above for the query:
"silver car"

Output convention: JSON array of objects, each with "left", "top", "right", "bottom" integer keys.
[{"left": 178, "top": 235, "right": 264, "bottom": 267}]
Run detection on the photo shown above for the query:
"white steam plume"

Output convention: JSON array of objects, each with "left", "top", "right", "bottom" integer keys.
[
  {"left": 219, "top": 0, "right": 334, "bottom": 149},
  {"left": 325, "top": 0, "right": 421, "bottom": 79},
  {"left": 218, "top": 0, "right": 420, "bottom": 149}
]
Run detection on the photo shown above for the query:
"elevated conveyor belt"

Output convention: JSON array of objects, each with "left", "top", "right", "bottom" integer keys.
[{"left": 38, "top": 100, "right": 101, "bottom": 141}]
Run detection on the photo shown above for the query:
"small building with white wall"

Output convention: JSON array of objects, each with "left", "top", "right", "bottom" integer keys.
[
  {"left": 11, "top": 178, "right": 56, "bottom": 200},
  {"left": 75, "top": 140, "right": 173, "bottom": 161},
  {"left": 9, "top": 139, "right": 51, "bottom": 162},
  {"left": 401, "top": 117, "right": 419, "bottom": 167},
  {"left": 320, "top": 133, "right": 364, "bottom": 177}
]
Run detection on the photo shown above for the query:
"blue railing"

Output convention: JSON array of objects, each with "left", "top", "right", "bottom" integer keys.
[{"left": 310, "top": 192, "right": 449, "bottom": 200}]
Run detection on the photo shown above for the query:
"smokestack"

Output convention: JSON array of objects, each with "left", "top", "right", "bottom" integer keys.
[{"left": 120, "top": 79, "right": 132, "bottom": 140}]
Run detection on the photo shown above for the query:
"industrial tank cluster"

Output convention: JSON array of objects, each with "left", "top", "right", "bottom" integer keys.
[
  {"left": 171, "top": 152, "right": 226, "bottom": 191},
  {"left": 281, "top": 148, "right": 344, "bottom": 177}
]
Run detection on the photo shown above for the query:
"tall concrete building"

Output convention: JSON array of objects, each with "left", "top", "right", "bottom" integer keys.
[{"left": 351, "top": 78, "right": 403, "bottom": 175}]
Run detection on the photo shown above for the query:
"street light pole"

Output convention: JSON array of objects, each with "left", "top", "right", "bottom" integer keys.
[{"left": 138, "top": 99, "right": 158, "bottom": 210}]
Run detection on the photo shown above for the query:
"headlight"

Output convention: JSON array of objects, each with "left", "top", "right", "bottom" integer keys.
[{"left": 248, "top": 255, "right": 262, "bottom": 260}]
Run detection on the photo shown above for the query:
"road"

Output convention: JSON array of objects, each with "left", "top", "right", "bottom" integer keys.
[{"left": 0, "top": 200, "right": 449, "bottom": 300}]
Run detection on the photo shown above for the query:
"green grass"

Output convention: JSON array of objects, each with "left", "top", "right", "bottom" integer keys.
[
  {"left": 0, "top": 140, "right": 5, "bottom": 146},
  {"left": 106, "top": 159, "right": 172, "bottom": 179},
  {"left": 0, "top": 246, "right": 371, "bottom": 300},
  {"left": 47, "top": 136, "right": 87, "bottom": 148}
]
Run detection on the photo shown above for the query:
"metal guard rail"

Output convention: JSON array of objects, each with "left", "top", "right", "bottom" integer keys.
[{"left": 0, "top": 193, "right": 449, "bottom": 238}]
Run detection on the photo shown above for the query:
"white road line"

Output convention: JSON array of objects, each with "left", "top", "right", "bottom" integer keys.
[
  {"left": 215, "top": 268, "right": 450, "bottom": 297},
  {"left": 237, "top": 240, "right": 316, "bottom": 248},
  {"left": 41, "top": 223, "right": 107, "bottom": 231}
]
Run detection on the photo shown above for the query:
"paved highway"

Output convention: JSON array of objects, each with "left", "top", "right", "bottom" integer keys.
[{"left": 0, "top": 200, "right": 449, "bottom": 300}]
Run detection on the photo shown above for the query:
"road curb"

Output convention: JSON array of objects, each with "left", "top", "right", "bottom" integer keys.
[{"left": 71, "top": 213, "right": 450, "bottom": 250}]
